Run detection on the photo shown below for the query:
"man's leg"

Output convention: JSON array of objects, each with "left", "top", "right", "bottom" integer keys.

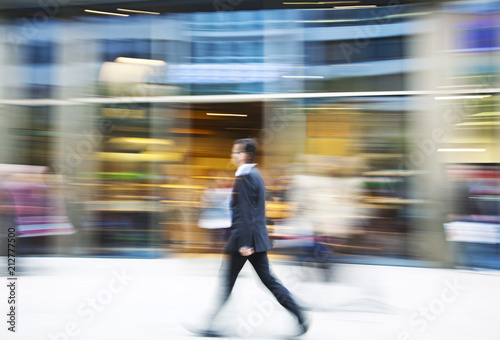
[
  {"left": 208, "top": 252, "right": 247, "bottom": 325},
  {"left": 248, "top": 251, "right": 305, "bottom": 324}
]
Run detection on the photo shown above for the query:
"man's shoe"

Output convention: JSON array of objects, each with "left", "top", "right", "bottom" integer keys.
[
  {"left": 297, "top": 316, "right": 310, "bottom": 336},
  {"left": 182, "top": 322, "right": 224, "bottom": 338},
  {"left": 199, "top": 329, "right": 224, "bottom": 337}
]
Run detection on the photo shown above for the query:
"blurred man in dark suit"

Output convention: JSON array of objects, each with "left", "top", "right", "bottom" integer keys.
[{"left": 201, "top": 138, "right": 309, "bottom": 337}]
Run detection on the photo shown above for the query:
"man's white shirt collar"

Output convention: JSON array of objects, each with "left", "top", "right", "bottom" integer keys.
[{"left": 235, "top": 163, "right": 257, "bottom": 177}]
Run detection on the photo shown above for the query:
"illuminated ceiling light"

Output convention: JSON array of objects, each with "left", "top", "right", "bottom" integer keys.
[
  {"left": 387, "top": 12, "right": 431, "bottom": 18},
  {"left": 226, "top": 127, "right": 261, "bottom": 130},
  {"left": 115, "top": 57, "right": 166, "bottom": 66},
  {"left": 281, "top": 75, "right": 324, "bottom": 79},
  {"left": 331, "top": 63, "right": 373, "bottom": 66},
  {"left": 470, "top": 112, "right": 500, "bottom": 117},
  {"left": 449, "top": 75, "right": 485, "bottom": 79},
  {"left": 169, "top": 128, "right": 213, "bottom": 134},
  {"left": 455, "top": 121, "right": 500, "bottom": 126},
  {"left": 159, "top": 184, "right": 204, "bottom": 189},
  {"left": 297, "top": 19, "right": 359, "bottom": 22},
  {"left": 435, "top": 95, "right": 491, "bottom": 100},
  {"left": 117, "top": 8, "right": 160, "bottom": 15},
  {"left": 206, "top": 113, "right": 248, "bottom": 117},
  {"left": 108, "top": 137, "right": 174, "bottom": 145},
  {"left": 293, "top": 107, "right": 358, "bottom": 110},
  {"left": 438, "top": 84, "right": 484, "bottom": 88},
  {"left": 84, "top": 9, "right": 129, "bottom": 17},
  {"left": 97, "top": 152, "right": 184, "bottom": 162},
  {"left": 284, "top": 0, "right": 359, "bottom": 4},
  {"left": 334, "top": 5, "right": 377, "bottom": 9},
  {"left": 437, "top": 148, "right": 486, "bottom": 152}
]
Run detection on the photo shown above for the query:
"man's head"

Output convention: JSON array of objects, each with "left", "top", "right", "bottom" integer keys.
[{"left": 231, "top": 138, "right": 256, "bottom": 167}]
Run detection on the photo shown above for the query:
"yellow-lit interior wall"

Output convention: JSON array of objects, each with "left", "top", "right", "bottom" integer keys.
[
  {"left": 441, "top": 128, "right": 499, "bottom": 163},
  {"left": 305, "top": 137, "right": 350, "bottom": 156}
]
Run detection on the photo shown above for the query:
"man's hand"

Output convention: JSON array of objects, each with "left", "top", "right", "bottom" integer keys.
[{"left": 239, "top": 247, "right": 255, "bottom": 257}]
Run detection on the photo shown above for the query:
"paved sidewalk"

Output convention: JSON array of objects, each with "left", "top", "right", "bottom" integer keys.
[{"left": 1, "top": 256, "right": 500, "bottom": 340}]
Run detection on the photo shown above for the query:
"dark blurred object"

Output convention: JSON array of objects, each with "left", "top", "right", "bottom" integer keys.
[
  {"left": 444, "top": 164, "right": 500, "bottom": 269},
  {"left": 0, "top": 165, "right": 76, "bottom": 255}
]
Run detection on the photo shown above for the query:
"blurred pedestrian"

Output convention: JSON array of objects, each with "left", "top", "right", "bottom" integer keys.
[
  {"left": 198, "top": 171, "right": 232, "bottom": 251},
  {"left": 193, "top": 138, "right": 309, "bottom": 337}
]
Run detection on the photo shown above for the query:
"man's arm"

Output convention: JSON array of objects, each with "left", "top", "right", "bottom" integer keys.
[{"left": 235, "top": 176, "right": 256, "bottom": 256}]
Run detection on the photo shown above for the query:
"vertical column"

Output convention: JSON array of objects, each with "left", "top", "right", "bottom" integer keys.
[
  {"left": 53, "top": 20, "right": 101, "bottom": 255},
  {"left": 262, "top": 9, "right": 307, "bottom": 171},
  {"left": 0, "top": 21, "right": 10, "bottom": 165},
  {"left": 405, "top": 8, "right": 451, "bottom": 266},
  {"left": 0, "top": 21, "right": 28, "bottom": 166},
  {"left": 151, "top": 13, "right": 195, "bottom": 252}
]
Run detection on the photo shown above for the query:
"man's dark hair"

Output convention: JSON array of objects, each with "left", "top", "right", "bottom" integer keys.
[{"left": 234, "top": 138, "right": 256, "bottom": 163}]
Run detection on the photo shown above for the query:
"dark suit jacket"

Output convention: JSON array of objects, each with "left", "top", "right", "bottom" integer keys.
[{"left": 224, "top": 167, "right": 272, "bottom": 253}]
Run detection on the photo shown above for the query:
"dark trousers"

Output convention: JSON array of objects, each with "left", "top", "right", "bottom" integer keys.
[{"left": 211, "top": 251, "right": 304, "bottom": 324}]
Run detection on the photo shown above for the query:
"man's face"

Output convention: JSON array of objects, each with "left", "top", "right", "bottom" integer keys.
[{"left": 231, "top": 143, "right": 247, "bottom": 167}]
